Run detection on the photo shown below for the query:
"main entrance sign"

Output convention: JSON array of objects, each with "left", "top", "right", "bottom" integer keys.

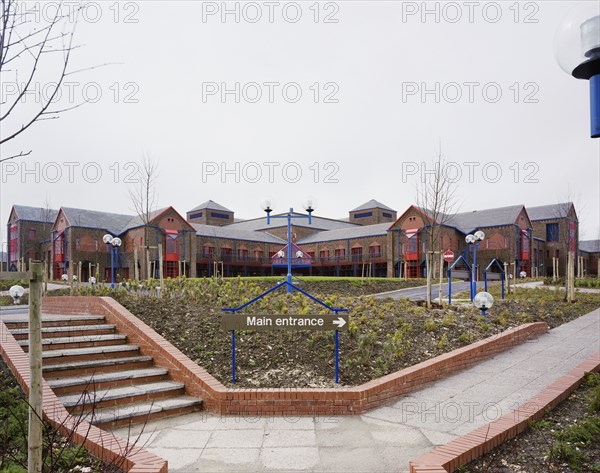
[{"left": 221, "top": 314, "right": 348, "bottom": 332}]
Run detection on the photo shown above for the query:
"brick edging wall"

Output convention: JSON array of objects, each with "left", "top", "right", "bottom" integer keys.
[
  {"left": 409, "top": 351, "right": 600, "bottom": 473},
  {"left": 0, "top": 320, "right": 168, "bottom": 473},
  {"left": 41, "top": 296, "right": 550, "bottom": 416}
]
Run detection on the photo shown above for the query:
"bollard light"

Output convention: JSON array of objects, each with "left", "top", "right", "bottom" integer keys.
[
  {"left": 473, "top": 291, "right": 494, "bottom": 317},
  {"left": 9, "top": 285, "right": 25, "bottom": 304}
]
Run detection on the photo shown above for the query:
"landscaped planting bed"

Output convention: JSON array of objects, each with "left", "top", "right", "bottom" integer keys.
[
  {"left": 457, "top": 371, "right": 600, "bottom": 473},
  {"left": 71, "top": 278, "right": 600, "bottom": 389}
]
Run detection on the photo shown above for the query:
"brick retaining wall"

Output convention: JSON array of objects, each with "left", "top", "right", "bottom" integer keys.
[{"left": 41, "top": 296, "right": 549, "bottom": 416}]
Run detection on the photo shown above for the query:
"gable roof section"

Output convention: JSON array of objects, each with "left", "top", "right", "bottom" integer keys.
[
  {"left": 189, "top": 200, "right": 233, "bottom": 213},
  {"left": 123, "top": 207, "right": 195, "bottom": 232},
  {"left": 192, "top": 223, "right": 285, "bottom": 244},
  {"left": 60, "top": 207, "right": 134, "bottom": 234},
  {"left": 579, "top": 240, "right": 600, "bottom": 253},
  {"left": 298, "top": 222, "right": 390, "bottom": 244},
  {"left": 351, "top": 199, "right": 395, "bottom": 212},
  {"left": 446, "top": 205, "right": 525, "bottom": 233},
  {"left": 226, "top": 213, "right": 358, "bottom": 232},
  {"left": 12, "top": 205, "right": 59, "bottom": 223},
  {"left": 527, "top": 203, "right": 576, "bottom": 221}
]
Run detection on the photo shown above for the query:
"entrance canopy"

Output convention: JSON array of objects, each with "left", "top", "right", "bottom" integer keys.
[{"left": 272, "top": 242, "right": 312, "bottom": 268}]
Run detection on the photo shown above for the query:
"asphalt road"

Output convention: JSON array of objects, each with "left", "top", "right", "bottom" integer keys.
[
  {"left": 373, "top": 280, "right": 480, "bottom": 301},
  {"left": 0, "top": 305, "right": 29, "bottom": 315}
]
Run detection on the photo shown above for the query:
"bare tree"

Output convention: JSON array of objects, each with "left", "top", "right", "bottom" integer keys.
[
  {"left": 129, "top": 156, "right": 159, "bottom": 280},
  {"left": 554, "top": 194, "right": 582, "bottom": 302},
  {"left": 0, "top": 0, "right": 85, "bottom": 162},
  {"left": 415, "top": 144, "right": 459, "bottom": 308}
]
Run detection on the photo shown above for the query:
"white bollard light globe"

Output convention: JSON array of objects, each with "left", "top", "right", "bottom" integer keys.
[
  {"left": 61, "top": 273, "right": 68, "bottom": 281},
  {"left": 465, "top": 234, "right": 476, "bottom": 244},
  {"left": 9, "top": 285, "right": 25, "bottom": 304},
  {"left": 260, "top": 199, "right": 274, "bottom": 212},
  {"left": 302, "top": 196, "right": 317, "bottom": 213},
  {"left": 89, "top": 277, "right": 97, "bottom": 285},
  {"left": 103, "top": 234, "right": 113, "bottom": 244},
  {"left": 474, "top": 230, "right": 486, "bottom": 241},
  {"left": 112, "top": 237, "right": 122, "bottom": 247},
  {"left": 473, "top": 291, "right": 494, "bottom": 311},
  {"left": 555, "top": 2, "right": 600, "bottom": 76}
]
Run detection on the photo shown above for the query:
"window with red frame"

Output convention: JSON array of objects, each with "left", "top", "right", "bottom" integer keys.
[
  {"left": 254, "top": 249, "right": 263, "bottom": 260},
  {"left": 351, "top": 247, "right": 362, "bottom": 260},
  {"left": 54, "top": 232, "right": 64, "bottom": 256},
  {"left": 370, "top": 245, "right": 381, "bottom": 255},
  {"left": 28, "top": 228, "right": 37, "bottom": 240},
  {"left": 9, "top": 224, "right": 18, "bottom": 264},
  {"left": 204, "top": 245, "right": 214, "bottom": 257},
  {"left": 319, "top": 249, "right": 329, "bottom": 260},
  {"left": 335, "top": 248, "right": 345, "bottom": 258},
  {"left": 165, "top": 231, "right": 178, "bottom": 255},
  {"left": 238, "top": 248, "right": 248, "bottom": 260}
]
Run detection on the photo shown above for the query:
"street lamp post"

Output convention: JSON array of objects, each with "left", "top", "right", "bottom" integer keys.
[
  {"left": 555, "top": 3, "right": 600, "bottom": 138},
  {"left": 465, "top": 230, "right": 485, "bottom": 301},
  {"left": 103, "top": 234, "right": 122, "bottom": 289},
  {"left": 261, "top": 198, "right": 315, "bottom": 294}
]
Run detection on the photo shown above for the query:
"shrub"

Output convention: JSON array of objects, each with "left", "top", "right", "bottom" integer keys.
[{"left": 424, "top": 318, "right": 437, "bottom": 332}]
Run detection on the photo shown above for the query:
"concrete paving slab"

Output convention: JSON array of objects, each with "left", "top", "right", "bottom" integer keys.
[
  {"left": 205, "top": 429, "right": 264, "bottom": 449},
  {"left": 263, "top": 429, "right": 317, "bottom": 447},
  {"left": 199, "top": 447, "right": 261, "bottom": 468},
  {"left": 260, "top": 446, "right": 320, "bottom": 470},
  {"left": 149, "top": 447, "right": 203, "bottom": 471}
]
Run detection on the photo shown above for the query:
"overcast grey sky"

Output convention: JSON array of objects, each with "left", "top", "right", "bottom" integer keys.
[{"left": 1, "top": 0, "right": 599, "bottom": 244}]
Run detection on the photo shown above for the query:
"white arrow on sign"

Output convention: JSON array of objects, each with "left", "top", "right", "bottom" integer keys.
[{"left": 333, "top": 317, "right": 346, "bottom": 328}]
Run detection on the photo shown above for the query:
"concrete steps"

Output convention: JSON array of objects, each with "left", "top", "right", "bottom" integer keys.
[
  {"left": 87, "top": 396, "right": 202, "bottom": 429},
  {"left": 3, "top": 314, "right": 106, "bottom": 329},
  {"left": 61, "top": 381, "right": 186, "bottom": 410},
  {"left": 43, "top": 355, "right": 155, "bottom": 378},
  {"left": 48, "top": 367, "right": 170, "bottom": 394},
  {"left": 20, "top": 334, "right": 128, "bottom": 351},
  {"left": 11, "top": 324, "right": 117, "bottom": 340},
  {"left": 7, "top": 312, "right": 203, "bottom": 427}
]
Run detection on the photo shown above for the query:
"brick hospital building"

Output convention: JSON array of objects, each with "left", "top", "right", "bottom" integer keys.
[{"left": 6, "top": 199, "right": 599, "bottom": 281}]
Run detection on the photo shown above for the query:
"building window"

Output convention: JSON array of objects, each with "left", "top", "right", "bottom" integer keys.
[
  {"left": 335, "top": 248, "right": 345, "bottom": 257},
  {"left": 555, "top": 249, "right": 560, "bottom": 258},
  {"left": 382, "top": 212, "right": 392, "bottom": 218},
  {"left": 204, "top": 246, "right": 214, "bottom": 257},
  {"left": 351, "top": 247, "right": 362, "bottom": 261},
  {"left": 254, "top": 250, "right": 263, "bottom": 260},
  {"left": 166, "top": 231, "right": 178, "bottom": 255},
  {"left": 370, "top": 245, "right": 381, "bottom": 256},
  {"left": 306, "top": 251, "right": 315, "bottom": 259},
  {"left": 353, "top": 212, "right": 373, "bottom": 219},
  {"left": 211, "top": 212, "right": 230, "bottom": 220},
  {"left": 189, "top": 212, "right": 203, "bottom": 219},
  {"left": 546, "top": 223, "right": 559, "bottom": 242},
  {"left": 319, "top": 250, "right": 329, "bottom": 260},
  {"left": 238, "top": 249, "right": 248, "bottom": 260},
  {"left": 28, "top": 228, "right": 37, "bottom": 240},
  {"left": 9, "top": 224, "right": 18, "bottom": 264}
]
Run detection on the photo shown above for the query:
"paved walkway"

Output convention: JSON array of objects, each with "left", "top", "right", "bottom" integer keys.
[
  {"left": 111, "top": 309, "right": 600, "bottom": 473},
  {"left": 374, "top": 281, "right": 475, "bottom": 301}
]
